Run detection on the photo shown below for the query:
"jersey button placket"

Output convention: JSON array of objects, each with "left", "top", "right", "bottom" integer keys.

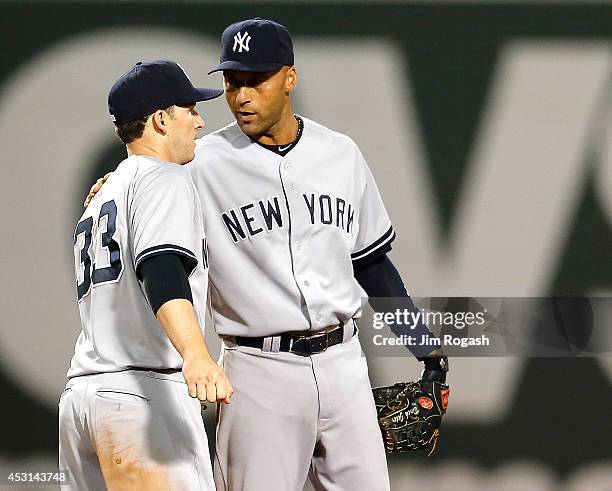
[{"left": 280, "top": 158, "right": 316, "bottom": 325}]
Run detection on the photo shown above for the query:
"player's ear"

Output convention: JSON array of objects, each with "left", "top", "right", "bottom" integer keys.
[
  {"left": 285, "top": 66, "right": 298, "bottom": 94},
  {"left": 151, "top": 110, "right": 169, "bottom": 135}
]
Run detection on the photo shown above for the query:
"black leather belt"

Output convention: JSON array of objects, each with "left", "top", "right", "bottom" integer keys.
[
  {"left": 128, "top": 367, "right": 181, "bottom": 374},
  {"left": 235, "top": 322, "right": 356, "bottom": 356}
]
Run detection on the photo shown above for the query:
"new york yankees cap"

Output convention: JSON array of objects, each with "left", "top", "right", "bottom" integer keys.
[
  {"left": 108, "top": 60, "right": 223, "bottom": 125},
  {"left": 208, "top": 18, "right": 294, "bottom": 74}
]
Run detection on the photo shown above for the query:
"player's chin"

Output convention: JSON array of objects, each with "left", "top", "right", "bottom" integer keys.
[
  {"left": 236, "top": 120, "right": 261, "bottom": 138},
  {"left": 178, "top": 150, "right": 196, "bottom": 165},
  {"left": 184, "top": 141, "right": 196, "bottom": 163}
]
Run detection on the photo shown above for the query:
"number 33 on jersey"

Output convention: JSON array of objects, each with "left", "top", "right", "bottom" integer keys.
[
  {"left": 69, "top": 155, "right": 208, "bottom": 377},
  {"left": 74, "top": 199, "right": 123, "bottom": 301}
]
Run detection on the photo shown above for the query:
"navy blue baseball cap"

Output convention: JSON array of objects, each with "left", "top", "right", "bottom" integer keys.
[
  {"left": 108, "top": 60, "right": 223, "bottom": 125},
  {"left": 208, "top": 18, "right": 294, "bottom": 74}
]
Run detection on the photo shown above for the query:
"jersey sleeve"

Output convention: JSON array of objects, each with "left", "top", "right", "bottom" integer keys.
[
  {"left": 129, "top": 166, "right": 201, "bottom": 276},
  {"left": 351, "top": 151, "right": 396, "bottom": 263}
]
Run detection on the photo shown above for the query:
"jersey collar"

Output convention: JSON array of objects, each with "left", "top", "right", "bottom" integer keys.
[{"left": 251, "top": 115, "right": 304, "bottom": 157}]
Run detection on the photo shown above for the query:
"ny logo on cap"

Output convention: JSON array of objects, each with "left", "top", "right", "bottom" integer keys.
[{"left": 233, "top": 31, "right": 251, "bottom": 53}]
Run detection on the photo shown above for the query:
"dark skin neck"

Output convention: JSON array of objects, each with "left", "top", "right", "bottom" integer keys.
[{"left": 255, "top": 104, "right": 299, "bottom": 146}]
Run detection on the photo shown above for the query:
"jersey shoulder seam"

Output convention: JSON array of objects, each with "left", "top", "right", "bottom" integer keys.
[{"left": 300, "top": 116, "right": 358, "bottom": 146}]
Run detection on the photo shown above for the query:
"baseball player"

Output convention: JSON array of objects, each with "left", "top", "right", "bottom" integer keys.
[
  {"left": 60, "top": 60, "right": 233, "bottom": 490},
  {"left": 201, "top": 19, "right": 448, "bottom": 490},
  {"left": 84, "top": 19, "right": 449, "bottom": 491}
]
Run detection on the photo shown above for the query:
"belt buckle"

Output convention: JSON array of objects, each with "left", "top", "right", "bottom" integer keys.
[{"left": 289, "top": 330, "right": 330, "bottom": 356}]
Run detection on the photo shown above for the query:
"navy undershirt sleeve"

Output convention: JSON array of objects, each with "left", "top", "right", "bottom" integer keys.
[
  {"left": 137, "top": 253, "right": 193, "bottom": 315},
  {"left": 353, "top": 253, "right": 437, "bottom": 359}
]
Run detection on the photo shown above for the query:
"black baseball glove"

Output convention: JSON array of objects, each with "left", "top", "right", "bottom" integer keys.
[{"left": 372, "top": 378, "right": 449, "bottom": 455}]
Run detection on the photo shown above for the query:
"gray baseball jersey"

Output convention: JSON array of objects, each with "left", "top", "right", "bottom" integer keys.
[
  {"left": 68, "top": 154, "right": 208, "bottom": 378},
  {"left": 187, "top": 116, "right": 393, "bottom": 490},
  {"left": 188, "top": 116, "right": 395, "bottom": 337}
]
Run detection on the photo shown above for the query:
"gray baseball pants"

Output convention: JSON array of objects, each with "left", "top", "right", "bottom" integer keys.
[
  {"left": 214, "top": 323, "right": 390, "bottom": 491},
  {"left": 59, "top": 369, "right": 215, "bottom": 490}
]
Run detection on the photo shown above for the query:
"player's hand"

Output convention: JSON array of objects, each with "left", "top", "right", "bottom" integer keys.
[
  {"left": 182, "top": 351, "right": 234, "bottom": 407},
  {"left": 83, "top": 172, "right": 112, "bottom": 208},
  {"left": 419, "top": 348, "right": 448, "bottom": 387}
]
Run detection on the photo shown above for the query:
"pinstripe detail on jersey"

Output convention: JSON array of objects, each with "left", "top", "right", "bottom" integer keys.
[
  {"left": 351, "top": 225, "right": 396, "bottom": 261},
  {"left": 135, "top": 244, "right": 198, "bottom": 275}
]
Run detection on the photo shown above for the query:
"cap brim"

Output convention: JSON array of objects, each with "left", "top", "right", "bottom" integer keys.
[
  {"left": 114, "top": 88, "right": 224, "bottom": 124},
  {"left": 208, "top": 60, "right": 285, "bottom": 75},
  {"left": 189, "top": 87, "right": 224, "bottom": 102}
]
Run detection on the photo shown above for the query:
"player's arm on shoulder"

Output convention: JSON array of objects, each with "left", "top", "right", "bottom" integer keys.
[
  {"left": 84, "top": 172, "right": 111, "bottom": 208},
  {"left": 83, "top": 137, "right": 207, "bottom": 208}
]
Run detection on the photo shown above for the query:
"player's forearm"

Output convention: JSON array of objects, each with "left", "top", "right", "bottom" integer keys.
[
  {"left": 354, "top": 254, "right": 438, "bottom": 358},
  {"left": 156, "top": 298, "right": 212, "bottom": 361}
]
